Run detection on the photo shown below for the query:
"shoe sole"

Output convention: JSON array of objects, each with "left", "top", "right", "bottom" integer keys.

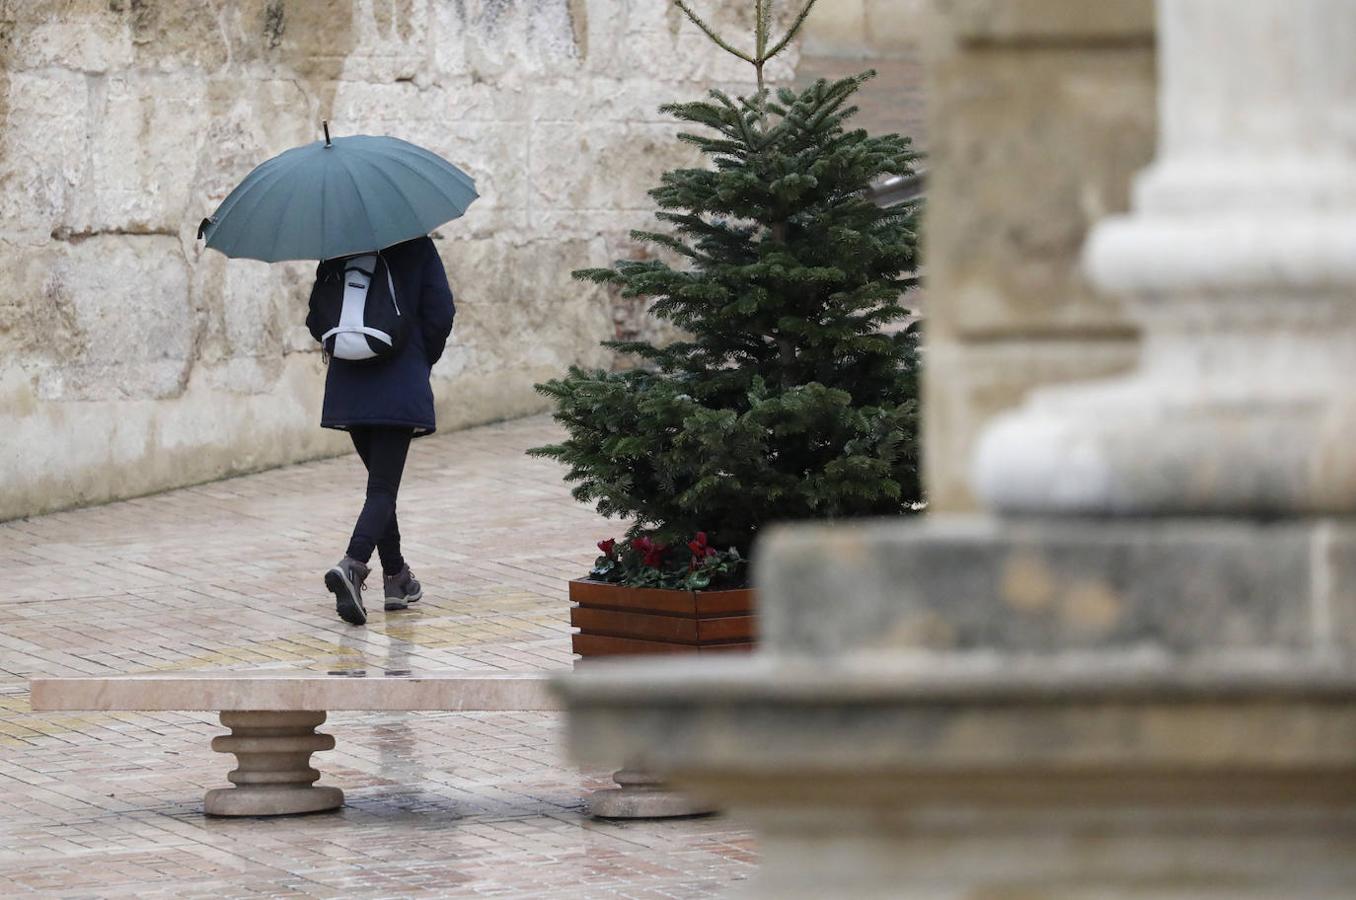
[
  {"left": 384, "top": 585, "right": 422, "bottom": 612},
  {"left": 325, "top": 567, "right": 367, "bottom": 626}
]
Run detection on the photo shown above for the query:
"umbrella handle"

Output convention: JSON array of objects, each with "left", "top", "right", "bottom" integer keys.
[{"left": 323, "top": 121, "right": 332, "bottom": 147}]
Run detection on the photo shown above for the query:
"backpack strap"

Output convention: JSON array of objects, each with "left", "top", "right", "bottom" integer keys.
[
  {"left": 321, "top": 325, "right": 394, "bottom": 343},
  {"left": 377, "top": 251, "right": 400, "bottom": 316}
]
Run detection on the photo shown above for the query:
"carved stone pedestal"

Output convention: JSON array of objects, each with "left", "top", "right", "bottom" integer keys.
[{"left": 204, "top": 710, "right": 343, "bottom": 817}]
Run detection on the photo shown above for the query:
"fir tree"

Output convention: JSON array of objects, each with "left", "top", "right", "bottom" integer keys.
[{"left": 531, "top": 0, "right": 922, "bottom": 559}]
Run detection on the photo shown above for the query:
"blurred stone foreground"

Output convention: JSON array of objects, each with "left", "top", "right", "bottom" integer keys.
[
  {"left": 0, "top": 0, "right": 918, "bottom": 523},
  {"left": 561, "top": 1, "right": 1356, "bottom": 897}
]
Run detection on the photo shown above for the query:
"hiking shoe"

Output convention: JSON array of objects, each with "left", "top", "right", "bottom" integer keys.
[
  {"left": 325, "top": 557, "right": 370, "bottom": 626},
  {"left": 384, "top": 565, "right": 423, "bottom": 611}
]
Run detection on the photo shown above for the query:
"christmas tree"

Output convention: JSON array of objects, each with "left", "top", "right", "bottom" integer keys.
[{"left": 531, "top": 0, "right": 922, "bottom": 576}]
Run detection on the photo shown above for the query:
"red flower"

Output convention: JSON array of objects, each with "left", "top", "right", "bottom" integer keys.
[
  {"left": 688, "top": 531, "right": 710, "bottom": 557},
  {"left": 597, "top": 538, "right": 617, "bottom": 558},
  {"left": 630, "top": 536, "right": 666, "bottom": 568}
]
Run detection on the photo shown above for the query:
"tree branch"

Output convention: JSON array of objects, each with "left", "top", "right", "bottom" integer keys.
[
  {"left": 765, "top": 0, "right": 821, "bottom": 60},
  {"left": 755, "top": 0, "right": 770, "bottom": 61},
  {"left": 674, "top": 0, "right": 755, "bottom": 63}
]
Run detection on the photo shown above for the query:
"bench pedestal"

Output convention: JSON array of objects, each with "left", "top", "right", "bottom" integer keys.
[
  {"left": 205, "top": 710, "right": 343, "bottom": 817},
  {"left": 587, "top": 766, "right": 716, "bottom": 819}
]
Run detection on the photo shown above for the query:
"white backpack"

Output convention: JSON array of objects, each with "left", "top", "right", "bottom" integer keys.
[{"left": 308, "top": 253, "right": 406, "bottom": 362}]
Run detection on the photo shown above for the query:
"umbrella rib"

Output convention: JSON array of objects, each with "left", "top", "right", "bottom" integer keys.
[
  {"left": 347, "top": 145, "right": 478, "bottom": 214},
  {"left": 263, "top": 163, "right": 312, "bottom": 261},
  {"left": 382, "top": 143, "right": 478, "bottom": 194},
  {"left": 319, "top": 156, "right": 328, "bottom": 261},
  {"left": 353, "top": 154, "right": 429, "bottom": 241},
  {"left": 207, "top": 159, "right": 306, "bottom": 257},
  {"left": 346, "top": 149, "right": 449, "bottom": 229},
  {"left": 332, "top": 151, "right": 382, "bottom": 255},
  {"left": 207, "top": 154, "right": 313, "bottom": 256}
]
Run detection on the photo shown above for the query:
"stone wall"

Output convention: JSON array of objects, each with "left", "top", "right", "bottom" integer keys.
[
  {"left": 799, "top": 0, "right": 927, "bottom": 146},
  {"left": 0, "top": 0, "right": 796, "bottom": 521},
  {"left": 922, "top": 0, "right": 1155, "bottom": 510},
  {"left": 803, "top": 0, "right": 928, "bottom": 57}
]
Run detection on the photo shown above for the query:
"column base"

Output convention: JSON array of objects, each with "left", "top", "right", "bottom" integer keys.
[
  {"left": 204, "top": 784, "right": 344, "bottom": 817},
  {"left": 204, "top": 710, "right": 343, "bottom": 818},
  {"left": 587, "top": 768, "right": 717, "bottom": 819}
]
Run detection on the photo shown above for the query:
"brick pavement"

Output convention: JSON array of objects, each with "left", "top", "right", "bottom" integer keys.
[{"left": 0, "top": 416, "right": 756, "bottom": 898}]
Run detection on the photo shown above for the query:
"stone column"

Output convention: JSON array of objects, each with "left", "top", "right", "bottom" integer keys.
[{"left": 973, "top": 0, "right": 1356, "bottom": 515}]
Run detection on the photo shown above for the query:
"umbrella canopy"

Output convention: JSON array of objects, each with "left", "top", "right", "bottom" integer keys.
[{"left": 199, "top": 128, "right": 478, "bottom": 262}]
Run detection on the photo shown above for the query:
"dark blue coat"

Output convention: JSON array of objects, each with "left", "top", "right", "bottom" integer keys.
[{"left": 306, "top": 236, "right": 455, "bottom": 437}]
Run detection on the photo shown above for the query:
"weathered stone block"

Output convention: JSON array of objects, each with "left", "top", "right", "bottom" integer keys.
[
  {"left": 1, "top": 2, "right": 132, "bottom": 73},
  {"left": 0, "top": 71, "right": 89, "bottom": 240},
  {"left": 754, "top": 516, "right": 1356, "bottom": 665},
  {"left": 926, "top": 47, "right": 1154, "bottom": 338},
  {"left": 437, "top": 236, "right": 612, "bottom": 377},
  {"left": 122, "top": 0, "right": 232, "bottom": 72},
  {"left": 429, "top": 0, "right": 581, "bottom": 80},
  {"left": 804, "top": 0, "right": 929, "bottom": 58},
  {"left": 68, "top": 74, "right": 208, "bottom": 235},
  {"left": 25, "top": 236, "right": 193, "bottom": 402},
  {"left": 192, "top": 254, "right": 309, "bottom": 383},
  {"left": 939, "top": 0, "right": 1155, "bottom": 43},
  {"left": 308, "top": 0, "right": 429, "bottom": 84},
  {"left": 530, "top": 121, "right": 696, "bottom": 213},
  {"left": 865, "top": 0, "right": 928, "bottom": 55},
  {"left": 803, "top": 0, "right": 867, "bottom": 58},
  {"left": 528, "top": 77, "right": 686, "bottom": 132}
]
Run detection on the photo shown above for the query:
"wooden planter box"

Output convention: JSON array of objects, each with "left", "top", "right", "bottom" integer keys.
[{"left": 569, "top": 579, "right": 757, "bottom": 657}]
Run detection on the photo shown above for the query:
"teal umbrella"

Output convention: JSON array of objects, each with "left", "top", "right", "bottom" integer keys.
[{"left": 198, "top": 123, "right": 478, "bottom": 262}]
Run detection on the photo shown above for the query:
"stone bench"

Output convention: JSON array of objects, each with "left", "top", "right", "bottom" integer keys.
[{"left": 29, "top": 672, "right": 561, "bottom": 817}]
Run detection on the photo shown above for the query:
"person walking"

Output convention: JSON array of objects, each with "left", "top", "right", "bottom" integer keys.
[
  {"left": 197, "top": 126, "right": 476, "bottom": 625},
  {"left": 306, "top": 235, "right": 455, "bottom": 626}
]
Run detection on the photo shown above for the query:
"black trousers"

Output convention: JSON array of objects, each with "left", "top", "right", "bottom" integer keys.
[{"left": 346, "top": 427, "right": 412, "bottom": 576}]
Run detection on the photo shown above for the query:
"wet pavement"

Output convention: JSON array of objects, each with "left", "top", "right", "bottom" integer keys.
[{"left": 1, "top": 416, "right": 755, "bottom": 897}]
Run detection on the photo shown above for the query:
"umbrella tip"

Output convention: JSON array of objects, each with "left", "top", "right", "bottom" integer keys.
[{"left": 323, "top": 120, "right": 332, "bottom": 147}]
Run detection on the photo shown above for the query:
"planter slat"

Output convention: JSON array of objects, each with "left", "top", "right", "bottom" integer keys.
[
  {"left": 571, "top": 607, "right": 755, "bottom": 643},
  {"left": 569, "top": 580, "right": 754, "bottom": 616},
  {"left": 573, "top": 634, "right": 755, "bottom": 657},
  {"left": 694, "top": 614, "right": 755, "bottom": 642}
]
